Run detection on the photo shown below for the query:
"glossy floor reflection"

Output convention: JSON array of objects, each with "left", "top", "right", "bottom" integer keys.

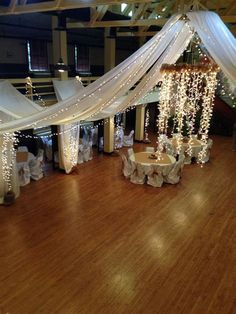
[{"left": 0, "top": 135, "right": 235, "bottom": 314}]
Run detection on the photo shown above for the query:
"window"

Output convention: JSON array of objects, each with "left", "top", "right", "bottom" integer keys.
[
  {"left": 75, "top": 45, "right": 90, "bottom": 73},
  {"left": 27, "top": 40, "right": 49, "bottom": 72}
]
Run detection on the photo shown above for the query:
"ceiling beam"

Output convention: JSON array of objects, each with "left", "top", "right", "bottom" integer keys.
[
  {"left": 0, "top": 0, "right": 154, "bottom": 15},
  {"left": 97, "top": 5, "right": 109, "bottom": 21},
  {"left": 131, "top": 3, "right": 149, "bottom": 23},
  {"left": 117, "top": 31, "right": 158, "bottom": 37},
  {"left": 67, "top": 14, "right": 236, "bottom": 28},
  {"left": 67, "top": 18, "right": 168, "bottom": 28}
]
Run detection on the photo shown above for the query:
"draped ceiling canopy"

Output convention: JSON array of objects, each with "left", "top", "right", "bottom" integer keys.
[
  {"left": 0, "top": 10, "right": 235, "bottom": 134},
  {"left": 0, "top": 80, "right": 43, "bottom": 123}
]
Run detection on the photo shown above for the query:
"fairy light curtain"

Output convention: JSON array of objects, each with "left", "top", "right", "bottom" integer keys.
[
  {"left": 0, "top": 133, "right": 20, "bottom": 204},
  {"left": 0, "top": 11, "right": 235, "bottom": 134},
  {"left": 157, "top": 63, "right": 219, "bottom": 162}
]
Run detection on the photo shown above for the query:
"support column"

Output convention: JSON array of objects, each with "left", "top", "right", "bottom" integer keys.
[
  {"left": 104, "top": 28, "right": 116, "bottom": 73},
  {"left": 103, "top": 28, "right": 115, "bottom": 153},
  {"left": 52, "top": 16, "right": 68, "bottom": 169},
  {"left": 104, "top": 117, "right": 114, "bottom": 153},
  {"left": 135, "top": 104, "right": 146, "bottom": 142}
]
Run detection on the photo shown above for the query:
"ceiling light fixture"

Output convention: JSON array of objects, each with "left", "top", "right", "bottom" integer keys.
[{"left": 54, "top": 57, "right": 69, "bottom": 73}]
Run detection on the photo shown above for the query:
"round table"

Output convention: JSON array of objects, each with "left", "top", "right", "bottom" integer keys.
[
  {"left": 170, "top": 138, "right": 203, "bottom": 157},
  {"left": 129, "top": 152, "right": 176, "bottom": 166}
]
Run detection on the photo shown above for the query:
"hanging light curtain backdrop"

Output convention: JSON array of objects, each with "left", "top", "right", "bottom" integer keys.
[{"left": 0, "top": 11, "right": 235, "bottom": 134}]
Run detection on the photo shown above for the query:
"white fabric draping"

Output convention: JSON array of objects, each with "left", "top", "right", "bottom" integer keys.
[
  {"left": 187, "top": 11, "right": 236, "bottom": 86},
  {"left": 0, "top": 80, "right": 43, "bottom": 122},
  {"left": 115, "top": 21, "right": 194, "bottom": 113},
  {"left": 53, "top": 79, "right": 84, "bottom": 101},
  {"left": 0, "top": 11, "right": 235, "bottom": 134},
  {"left": 53, "top": 80, "right": 81, "bottom": 174},
  {"left": 0, "top": 14, "right": 182, "bottom": 133}
]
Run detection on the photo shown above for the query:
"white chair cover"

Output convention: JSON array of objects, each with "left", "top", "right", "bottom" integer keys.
[
  {"left": 127, "top": 148, "right": 134, "bottom": 158},
  {"left": 197, "top": 139, "right": 213, "bottom": 163},
  {"left": 83, "top": 141, "right": 93, "bottom": 162},
  {"left": 43, "top": 138, "right": 52, "bottom": 162},
  {"left": 121, "top": 154, "right": 133, "bottom": 178},
  {"left": 90, "top": 128, "right": 98, "bottom": 146},
  {"left": 145, "top": 147, "right": 155, "bottom": 153},
  {"left": 130, "top": 162, "right": 146, "bottom": 184},
  {"left": 18, "top": 163, "right": 31, "bottom": 186},
  {"left": 17, "top": 146, "right": 28, "bottom": 152},
  {"left": 29, "top": 159, "right": 44, "bottom": 181},
  {"left": 164, "top": 157, "right": 184, "bottom": 184},
  {"left": 147, "top": 164, "right": 164, "bottom": 187},
  {"left": 184, "top": 154, "right": 192, "bottom": 165},
  {"left": 37, "top": 149, "right": 44, "bottom": 163},
  {"left": 165, "top": 141, "right": 175, "bottom": 156},
  {"left": 123, "top": 130, "right": 135, "bottom": 147},
  {"left": 78, "top": 141, "right": 93, "bottom": 163}
]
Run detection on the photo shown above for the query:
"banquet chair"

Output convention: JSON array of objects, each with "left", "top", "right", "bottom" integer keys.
[
  {"left": 127, "top": 148, "right": 134, "bottom": 158},
  {"left": 29, "top": 159, "right": 44, "bottom": 181},
  {"left": 183, "top": 153, "right": 192, "bottom": 165},
  {"left": 190, "top": 134, "right": 198, "bottom": 139},
  {"left": 147, "top": 165, "right": 164, "bottom": 187},
  {"left": 83, "top": 141, "right": 93, "bottom": 162},
  {"left": 17, "top": 146, "right": 28, "bottom": 152},
  {"left": 197, "top": 139, "right": 213, "bottom": 163},
  {"left": 130, "top": 162, "right": 146, "bottom": 185},
  {"left": 37, "top": 149, "right": 44, "bottom": 163},
  {"left": 145, "top": 147, "right": 155, "bottom": 153},
  {"left": 172, "top": 133, "right": 180, "bottom": 138},
  {"left": 165, "top": 141, "right": 175, "bottom": 156},
  {"left": 90, "top": 128, "right": 98, "bottom": 146},
  {"left": 123, "top": 130, "right": 134, "bottom": 147},
  {"left": 43, "top": 139, "right": 53, "bottom": 161},
  {"left": 164, "top": 156, "right": 184, "bottom": 184},
  {"left": 121, "top": 154, "right": 133, "bottom": 178},
  {"left": 18, "top": 164, "right": 31, "bottom": 186}
]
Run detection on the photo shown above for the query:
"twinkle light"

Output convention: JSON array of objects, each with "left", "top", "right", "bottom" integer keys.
[
  {"left": 61, "top": 123, "right": 80, "bottom": 171},
  {"left": 1, "top": 132, "right": 18, "bottom": 191},
  {"left": 25, "top": 77, "right": 46, "bottom": 107},
  {"left": 156, "top": 63, "right": 219, "bottom": 163},
  {"left": 144, "top": 107, "right": 150, "bottom": 143}
]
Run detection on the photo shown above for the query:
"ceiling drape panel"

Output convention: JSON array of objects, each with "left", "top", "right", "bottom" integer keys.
[
  {"left": 53, "top": 79, "right": 81, "bottom": 174},
  {"left": 187, "top": 11, "right": 236, "bottom": 85},
  {"left": 0, "top": 11, "right": 235, "bottom": 133},
  {"left": 0, "top": 14, "right": 181, "bottom": 133},
  {"left": 115, "top": 21, "right": 194, "bottom": 114},
  {"left": 0, "top": 80, "right": 43, "bottom": 121}
]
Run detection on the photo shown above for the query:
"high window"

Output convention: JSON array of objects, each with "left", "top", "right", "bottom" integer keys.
[
  {"left": 75, "top": 45, "right": 90, "bottom": 73},
  {"left": 27, "top": 40, "right": 49, "bottom": 72}
]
